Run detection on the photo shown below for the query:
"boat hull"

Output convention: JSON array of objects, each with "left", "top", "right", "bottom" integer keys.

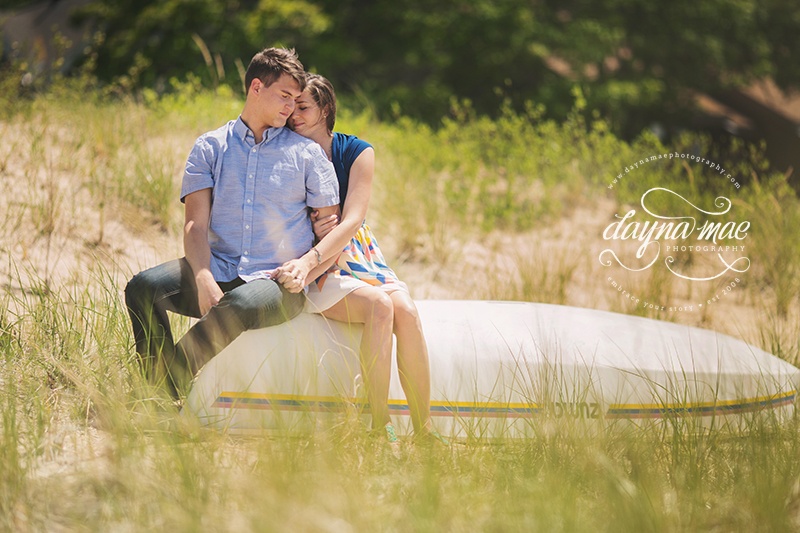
[{"left": 183, "top": 301, "right": 799, "bottom": 437}]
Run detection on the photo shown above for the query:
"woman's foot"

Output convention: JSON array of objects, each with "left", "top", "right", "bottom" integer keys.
[{"left": 382, "top": 423, "right": 402, "bottom": 458}]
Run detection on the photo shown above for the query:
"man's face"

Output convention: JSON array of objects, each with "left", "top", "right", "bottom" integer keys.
[{"left": 253, "top": 74, "right": 302, "bottom": 128}]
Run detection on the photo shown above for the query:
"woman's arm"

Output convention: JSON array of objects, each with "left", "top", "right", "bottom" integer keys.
[
  {"left": 306, "top": 147, "right": 374, "bottom": 273},
  {"left": 275, "top": 147, "right": 376, "bottom": 291},
  {"left": 272, "top": 204, "right": 338, "bottom": 291}
]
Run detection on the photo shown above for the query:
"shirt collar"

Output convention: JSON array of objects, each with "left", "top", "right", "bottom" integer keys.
[
  {"left": 234, "top": 117, "right": 284, "bottom": 144},
  {"left": 266, "top": 126, "right": 284, "bottom": 143}
]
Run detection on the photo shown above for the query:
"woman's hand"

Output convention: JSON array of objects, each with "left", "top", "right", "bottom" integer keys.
[
  {"left": 311, "top": 209, "right": 339, "bottom": 240},
  {"left": 272, "top": 256, "right": 314, "bottom": 293}
]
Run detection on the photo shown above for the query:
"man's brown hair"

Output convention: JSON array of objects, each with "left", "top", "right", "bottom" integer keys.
[{"left": 244, "top": 47, "right": 305, "bottom": 94}]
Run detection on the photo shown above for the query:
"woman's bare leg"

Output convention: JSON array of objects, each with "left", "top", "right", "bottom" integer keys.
[
  {"left": 389, "top": 291, "right": 431, "bottom": 434},
  {"left": 322, "top": 287, "right": 394, "bottom": 429}
]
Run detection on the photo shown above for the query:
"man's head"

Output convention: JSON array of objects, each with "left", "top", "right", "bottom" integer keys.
[
  {"left": 244, "top": 47, "right": 305, "bottom": 96},
  {"left": 242, "top": 48, "right": 306, "bottom": 132}
]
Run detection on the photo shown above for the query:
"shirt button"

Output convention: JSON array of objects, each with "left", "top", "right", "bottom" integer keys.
[
  {"left": 244, "top": 251, "right": 249, "bottom": 256},
  {"left": 248, "top": 174, "right": 254, "bottom": 179},
  {"left": 246, "top": 199, "right": 251, "bottom": 203},
  {"left": 252, "top": 148, "right": 257, "bottom": 153},
  {"left": 245, "top": 225, "right": 250, "bottom": 229}
]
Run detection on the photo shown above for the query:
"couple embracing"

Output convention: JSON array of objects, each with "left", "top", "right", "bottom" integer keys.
[{"left": 125, "top": 47, "right": 446, "bottom": 448}]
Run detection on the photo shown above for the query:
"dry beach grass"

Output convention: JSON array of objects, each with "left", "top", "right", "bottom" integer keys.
[{"left": 3, "top": 84, "right": 800, "bottom": 531}]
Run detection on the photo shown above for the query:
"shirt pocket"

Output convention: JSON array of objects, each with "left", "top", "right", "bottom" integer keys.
[{"left": 263, "top": 166, "right": 306, "bottom": 206}]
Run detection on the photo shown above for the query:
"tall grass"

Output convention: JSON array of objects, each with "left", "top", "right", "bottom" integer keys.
[
  {"left": 740, "top": 173, "right": 800, "bottom": 318},
  {"left": 2, "top": 84, "right": 800, "bottom": 530}
]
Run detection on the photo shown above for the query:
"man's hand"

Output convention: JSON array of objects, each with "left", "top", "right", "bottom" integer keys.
[
  {"left": 273, "top": 255, "right": 315, "bottom": 293},
  {"left": 196, "top": 270, "right": 224, "bottom": 316},
  {"left": 183, "top": 189, "right": 221, "bottom": 315},
  {"left": 311, "top": 209, "right": 339, "bottom": 240}
]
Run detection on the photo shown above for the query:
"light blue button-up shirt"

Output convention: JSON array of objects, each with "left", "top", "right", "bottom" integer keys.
[{"left": 181, "top": 118, "right": 339, "bottom": 282}]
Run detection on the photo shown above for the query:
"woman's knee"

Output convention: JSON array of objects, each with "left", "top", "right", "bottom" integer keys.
[
  {"left": 391, "top": 293, "right": 421, "bottom": 331},
  {"left": 366, "top": 290, "right": 394, "bottom": 324},
  {"left": 348, "top": 288, "right": 394, "bottom": 324},
  {"left": 322, "top": 287, "right": 393, "bottom": 326}
]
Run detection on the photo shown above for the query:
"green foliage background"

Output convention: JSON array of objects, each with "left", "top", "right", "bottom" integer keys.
[{"left": 15, "top": 0, "right": 792, "bottom": 136}]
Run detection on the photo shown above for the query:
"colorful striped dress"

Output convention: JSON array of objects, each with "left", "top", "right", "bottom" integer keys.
[{"left": 304, "top": 133, "right": 408, "bottom": 313}]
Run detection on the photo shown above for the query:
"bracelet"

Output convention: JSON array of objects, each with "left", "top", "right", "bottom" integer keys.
[{"left": 312, "top": 246, "right": 322, "bottom": 265}]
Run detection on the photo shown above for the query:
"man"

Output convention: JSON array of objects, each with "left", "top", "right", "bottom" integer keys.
[{"left": 125, "top": 48, "right": 339, "bottom": 397}]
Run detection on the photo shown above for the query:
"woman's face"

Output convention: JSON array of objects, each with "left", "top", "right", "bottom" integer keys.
[{"left": 289, "top": 91, "right": 326, "bottom": 138}]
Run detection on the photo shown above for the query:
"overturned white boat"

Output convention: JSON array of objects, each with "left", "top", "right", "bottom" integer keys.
[{"left": 183, "top": 301, "right": 800, "bottom": 438}]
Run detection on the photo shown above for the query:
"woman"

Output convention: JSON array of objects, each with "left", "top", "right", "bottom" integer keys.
[{"left": 273, "top": 74, "right": 446, "bottom": 447}]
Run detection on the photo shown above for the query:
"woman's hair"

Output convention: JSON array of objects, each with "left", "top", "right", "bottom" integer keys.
[{"left": 305, "top": 73, "right": 337, "bottom": 132}]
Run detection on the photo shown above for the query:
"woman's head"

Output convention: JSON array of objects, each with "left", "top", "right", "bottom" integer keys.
[{"left": 290, "top": 73, "right": 337, "bottom": 137}]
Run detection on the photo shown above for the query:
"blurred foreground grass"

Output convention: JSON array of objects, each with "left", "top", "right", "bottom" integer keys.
[{"left": 2, "top": 79, "right": 800, "bottom": 531}]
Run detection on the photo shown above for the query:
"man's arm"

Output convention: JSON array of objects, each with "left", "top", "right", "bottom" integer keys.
[{"left": 184, "top": 188, "right": 223, "bottom": 315}]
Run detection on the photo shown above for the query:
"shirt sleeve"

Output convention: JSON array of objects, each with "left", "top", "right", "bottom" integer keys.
[
  {"left": 344, "top": 137, "right": 372, "bottom": 168},
  {"left": 180, "top": 136, "right": 216, "bottom": 202},
  {"left": 304, "top": 142, "right": 340, "bottom": 208}
]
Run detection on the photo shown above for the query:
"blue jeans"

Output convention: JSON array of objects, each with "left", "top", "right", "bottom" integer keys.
[{"left": 125, "top": 258, "right": 304, "bottom": 396}]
